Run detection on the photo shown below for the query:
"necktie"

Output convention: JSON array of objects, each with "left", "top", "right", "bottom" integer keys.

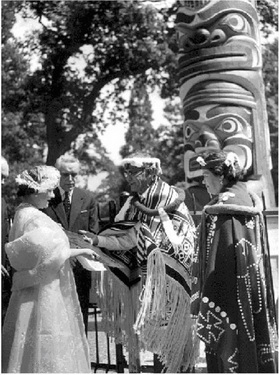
[{"left": 64, "top": 192, "right": 71, "bottom": 221}]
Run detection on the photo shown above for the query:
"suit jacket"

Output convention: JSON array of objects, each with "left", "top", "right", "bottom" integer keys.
[{"left": 43, "top": 187, "right": 99, "bottom": 234}]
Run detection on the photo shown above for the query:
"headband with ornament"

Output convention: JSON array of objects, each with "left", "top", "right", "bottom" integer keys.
[
  {"left": 15, "top": 166, "right": 60, "bottom": 193},
  {"left": 121, "top": 156, "right": 162, "bottom": 174},
  {"left": 197, "top": 152, "right": 239, "bottom": 176}
]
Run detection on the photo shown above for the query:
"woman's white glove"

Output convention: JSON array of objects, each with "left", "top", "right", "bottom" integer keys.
[{"left": 81, "top": 248, "right": 97, "bottom": 260}]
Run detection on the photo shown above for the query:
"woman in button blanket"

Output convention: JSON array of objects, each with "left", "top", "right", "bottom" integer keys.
[{"left": 191, "top": 151, "right": 277, "bottom": 373}]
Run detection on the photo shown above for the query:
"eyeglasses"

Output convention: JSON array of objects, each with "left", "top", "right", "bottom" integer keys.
[
  {"left": 123, "top": 169, "right": 145, "bottom": 179},
  {"left": 61, "top": 172, "right": 77, "bottom": 178}
]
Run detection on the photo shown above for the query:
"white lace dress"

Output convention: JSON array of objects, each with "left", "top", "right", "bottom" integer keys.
[{"left": 2, "top": 203, "right": 91, "bottom": 373}]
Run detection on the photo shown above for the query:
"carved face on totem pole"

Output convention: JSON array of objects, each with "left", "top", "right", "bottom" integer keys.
[
  {"left": 183, "top": 82, "right": 254, "bottom": 180},
  {"left": 176, "top": 0, "right": 275, "bottom": 207}
]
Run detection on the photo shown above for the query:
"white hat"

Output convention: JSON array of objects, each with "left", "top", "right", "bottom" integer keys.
[{"left": 15, "top": 166, "right": 60, "bottom": 192}]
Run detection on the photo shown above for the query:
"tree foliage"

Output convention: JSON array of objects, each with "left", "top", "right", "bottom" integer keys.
[
  {"left": 1, "top": 0, "right": 175, "bottom": 214},
  {"left": 1, "top": 1, "right": 45, "bottom": 216},
  {"left": 6, "top": 0, "right": 175, "bottom": 166},
  {"left": 152, "top": 100, "right": 184, "bottom": 186},
  {"left": 120, "top": 77, "right": 157, "bottom": 157},
  {"left": 257, "top": 0, "right": 278, "bottom": 37}
]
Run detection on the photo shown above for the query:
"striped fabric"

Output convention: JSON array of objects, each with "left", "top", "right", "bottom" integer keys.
[
  {"left": 98, "top": 222, "right": 141, "bottom": 287},
  {"left": 123, "top": 179, "right": 198, "bottom": 372},
  {"left": 98, "top": 179, "right": 194, "bottom": 285},
  {"left": 124, "top": 179, "right": 193, "bottom": 271},
  {"left": 95, "top": 178, "right": 198, "bottom": 372}
]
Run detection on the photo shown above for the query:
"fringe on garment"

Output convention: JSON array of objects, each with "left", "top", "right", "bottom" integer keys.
[
  {"left": 91, "top": 270, "right": 142, "bottom": 355},
  {"left": 134, "top": 248, "right": 199, "bottom": 373}
]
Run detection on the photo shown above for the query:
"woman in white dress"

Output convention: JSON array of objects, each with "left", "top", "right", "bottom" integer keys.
[{"left": 2, "top": 166, "right": 94, "bottom": 373}]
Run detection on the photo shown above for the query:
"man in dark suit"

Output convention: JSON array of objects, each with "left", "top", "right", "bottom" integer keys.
[{"left": 43, "top": 154, "right": 99, "bottom": 334}]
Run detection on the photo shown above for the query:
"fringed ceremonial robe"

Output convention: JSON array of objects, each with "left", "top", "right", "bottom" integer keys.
[
  {"left": 96, "top": 178, "right": 198, "bottom": 372},
  {"left": 191, "top": 182, "right": 277, "bottom": 373}
]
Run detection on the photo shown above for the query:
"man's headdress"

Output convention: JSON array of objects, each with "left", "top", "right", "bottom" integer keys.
[{"left": 121, "top": 153, "right": 162, "bottom": 175}]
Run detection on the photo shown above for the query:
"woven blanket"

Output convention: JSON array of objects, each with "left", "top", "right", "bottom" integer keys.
[
  {"left": 65, "top": 230, "right": 126, "bottom": 269},
  {"left": 122, "top": 179, "right": 198, "bottom": 372},
  {"left": 98, "top": 222, "right": 141, "bottom": 287},
  {"left": 90, "top": 179, "right": 198, "bottom": 371}
]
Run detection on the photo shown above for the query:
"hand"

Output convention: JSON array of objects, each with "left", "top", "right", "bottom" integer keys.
[
  {"left": 81, "top": 248, "right": 97, "bottom": 260},
  {"left": 1, "top": 265, "right": 9, "bottom": 277},
  {"left": 70, "top": 257, "right": 77, "bottom": 268},
  {"left": 79, "top": 230, "right": 98, "bottom": 246}
]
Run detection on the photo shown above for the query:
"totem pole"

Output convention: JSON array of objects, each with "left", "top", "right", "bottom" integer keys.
[{"left": 175, "top": 0, "right": 276, "bottom": 209}]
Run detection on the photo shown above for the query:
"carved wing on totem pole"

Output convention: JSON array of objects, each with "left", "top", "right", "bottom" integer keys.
[{"left": 175, "top": 0, "right": 275, "bottom": 208}]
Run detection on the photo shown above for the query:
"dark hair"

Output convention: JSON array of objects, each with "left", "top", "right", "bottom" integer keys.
[
  {"left": 201, "top": 151, "right": 245, "bottom": 184},
  {"left": 17, "top": 168, "right": 41, "bottom": 197}
]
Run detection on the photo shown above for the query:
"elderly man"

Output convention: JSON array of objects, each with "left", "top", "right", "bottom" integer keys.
[
  {"left": 43, "top": 154, "right": 99, "bottom": 334},
  {"left": 82, "top": 152, "right": 198, "bottom": 372}
]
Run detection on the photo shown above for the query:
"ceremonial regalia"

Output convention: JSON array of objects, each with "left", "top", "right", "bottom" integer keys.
[
  {"left": 191, "top": 181, "right": 277, "bottom": 373},
  {"left": 93, "top": 177, "right": 198, "bottom": 372}
]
